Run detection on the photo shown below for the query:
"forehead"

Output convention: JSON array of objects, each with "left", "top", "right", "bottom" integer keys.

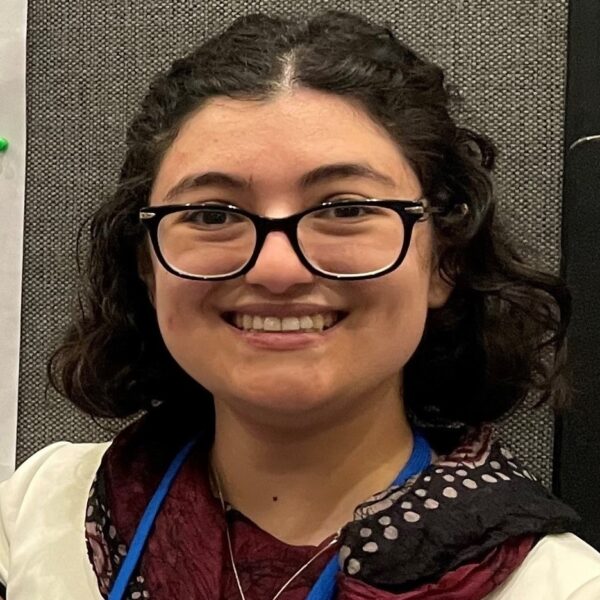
[{"left": 152, "top": 88, "right": 420, "bottom": 199}]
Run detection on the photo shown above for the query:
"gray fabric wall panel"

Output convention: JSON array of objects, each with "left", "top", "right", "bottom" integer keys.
[{"left": 21, "top": 1, "right": 568, "bottom": 488}]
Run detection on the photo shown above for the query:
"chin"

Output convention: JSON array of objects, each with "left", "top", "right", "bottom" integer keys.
[
  {"left": 226, "top": 381, "right": 340, "bottom": 423},
  {"left": 243, "top": 387, "right": 330, "bottom": 413}
]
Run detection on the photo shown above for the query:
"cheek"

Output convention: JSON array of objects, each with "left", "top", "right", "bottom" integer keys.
[
  {"left": 357, "top": 246, "right": 432, "bottom": 364},
  {"left": 153, "top": 272, "right": 212, "bottom": 333},
  {"left": 379, "top": 279, "right": 429, "bottom": 346},
  {"left": 152, "top": 275, "right": 224, "bottom": 388}
]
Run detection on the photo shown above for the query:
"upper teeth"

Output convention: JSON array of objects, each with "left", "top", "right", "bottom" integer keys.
[{"left": 233, "top": 312, "right": 338, "bottom": 332}]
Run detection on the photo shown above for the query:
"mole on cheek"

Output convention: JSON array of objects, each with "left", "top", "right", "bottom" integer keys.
[{"left": 165, "top": 313, "right": 179, "bottom": 331}]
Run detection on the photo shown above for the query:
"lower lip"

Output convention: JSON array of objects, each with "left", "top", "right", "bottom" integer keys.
[{"left": 223, "top": 319, "right": 343, "bottom": 350}]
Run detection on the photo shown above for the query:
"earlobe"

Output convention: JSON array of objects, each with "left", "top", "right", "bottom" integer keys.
[
  {"left": 137, "top": 247, "right": 156, "bottom": 308},
  {"left": 146, "top": 284, "right": 156, "bottom": 308},
  {"left": 427, "top": 267, "right": 454, "bottom": 308},
  {"left": 142, "top": 273, "right": 157, "bottom": 309}
]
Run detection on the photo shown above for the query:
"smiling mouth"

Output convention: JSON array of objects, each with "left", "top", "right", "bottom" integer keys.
[{"left": 222, "top": 311, "right": 348, "bottom": 333}]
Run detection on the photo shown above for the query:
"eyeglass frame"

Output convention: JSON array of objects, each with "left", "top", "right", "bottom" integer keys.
[{"left": 138, "top": 198, "right": 447, "bottom": 281}]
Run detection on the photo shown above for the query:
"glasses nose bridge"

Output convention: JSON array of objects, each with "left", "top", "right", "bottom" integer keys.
[
  {"left": 255, "top": 212, "right": 300, "bottom": 246},
  {"left": 260, "top": 212, "right": 297, "bottom": 230},
  {"left": 251, "top": 212, "right": 305, "bottom": 265}
]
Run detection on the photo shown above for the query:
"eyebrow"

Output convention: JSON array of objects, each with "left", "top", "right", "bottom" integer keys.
[{"left": 162, "top": 162, "right": 397, "bottom": 202}]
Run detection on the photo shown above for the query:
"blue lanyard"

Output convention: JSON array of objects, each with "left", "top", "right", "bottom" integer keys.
[
  {"left": 108, "top": 432, "right": 432, "bottom": 600},
  {"left": 305, "top": 432, "right": 432, "bottom": 600},
  {"left": 108, "top": 436, "right": 200, "bottom": 600}
]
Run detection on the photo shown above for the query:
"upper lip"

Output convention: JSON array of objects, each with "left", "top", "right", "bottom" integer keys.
[{"left": 221, "top": 304, "right": 346, "bottom": 318}]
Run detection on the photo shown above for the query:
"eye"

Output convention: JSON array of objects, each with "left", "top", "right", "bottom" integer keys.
[
  {"left": 328, "top": 205, "right": 369, "bottom": 218},
  {"left": 316, "top": 201, "right": 382, "bottom": 219},
  {"left": 177, "top": 208, "right": 245, "bottom": 227}
]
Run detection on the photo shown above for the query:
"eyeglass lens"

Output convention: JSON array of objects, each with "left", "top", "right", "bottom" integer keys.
[{"left": 156, "top": 204, "right": 406, "bottom": 278}]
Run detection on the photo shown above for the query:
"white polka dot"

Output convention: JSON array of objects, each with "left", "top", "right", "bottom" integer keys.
[
  {"left": 384, "top": 525, "right": 399, "bottom": 540},
  {"left": 424, "top": 476, "right": 431, "bottom": 482},
  {"left": 404, "top": 511, "right": 421, "bottom": 523},
  {"left": 371, "top": 498, "right": 394, "bottom": 512},
  {"left": 523, "top": 470, "right": 532, "bottom": 479},
  {"left": 443, "top": 474, "right": 455, "bottom": 482},
  {"left": 415, "top": 489, "right": 427, "bottom": 497},
  {"left": 424, "top": 498, "right": 439, "bottom": 509},
  {"left": 456, "top": 469, "right": 468, "bottom": 477},
  {"left": 490, "top": 461, "right": 502, "bottom": 470},
  {"left": 497, "top": 472, "right": 511, "bottom": 481},
  {"left": 462, "top": 479, "right": 477, "bottom": 489},
  {"left": 501, "top": 448, "right": 514, "bottom": 459},
  {"left": 482, "top": 474, "right": 498, "bottom": 483},
  {"left": 87, "top": 505, "right": 94, "bottom": 517},
  {"left": 360, "top": 527, "right": 372, "bottom": 538},
  {"left": 443, "top": 487, "right": 458, "bottom": 498},
  {"left": 363, "top": 541, "right": 378, "bottom": 553},
  {"left": 339, "top": 545, "right": 351, "bottom": 562},
  {"left": 435, "top": 468, "right": 444, "bottom": 473},
  {"left": 109, "top": 525, "right": 116, "bottom": 539},
  {"left": 347, "top": 558, "right": 361, "bottom": 575},
  {"left": 118, "top": 544, "right": 127, "bottom": 556},
  {"left": 401, "top": 501, "right": 412, "bottom": 510},
  {"left": 387, "top": 489, "right": 404, "bottom": 503},
  {"left": 132, "top": 592, "right": 142, "bottom": 599},
  {"left": 507, "top": 461, "right": 517, "bottom": 469},
  {"left": 513, "top": 471, "right": 524, "bottom": 478},
  {"left": 378, "top": 515, "right": 391, "bottom": 526}
]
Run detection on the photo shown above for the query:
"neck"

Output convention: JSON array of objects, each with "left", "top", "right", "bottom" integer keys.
[{"left": 210, "top": 381, "right": 415, "bottom": 546}]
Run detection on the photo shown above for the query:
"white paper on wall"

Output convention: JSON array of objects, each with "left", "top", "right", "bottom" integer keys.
[{"left": 0, "top": 0, "right": 27, "bottom": 481}]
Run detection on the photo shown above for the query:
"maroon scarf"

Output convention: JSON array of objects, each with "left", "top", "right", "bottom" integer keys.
[{"left": 86, "top": 405, "right": 579, "bottom": 598}]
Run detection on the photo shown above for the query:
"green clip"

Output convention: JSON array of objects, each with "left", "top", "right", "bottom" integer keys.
[{"left": 0, "top": 137, "right": 9, "bottom": 153}]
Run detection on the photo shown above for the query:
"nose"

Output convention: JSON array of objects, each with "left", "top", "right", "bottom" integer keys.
[{"left": 244, "top": 231, "right": 315, "bottom": 293}]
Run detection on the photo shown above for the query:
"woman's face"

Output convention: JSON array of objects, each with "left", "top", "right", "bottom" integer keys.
[{"left": 147, "top": 88, "right": 451, "bottom": 427}]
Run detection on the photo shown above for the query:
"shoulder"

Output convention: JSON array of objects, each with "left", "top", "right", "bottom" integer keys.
[
  {"left": 486, "top": 533, "right": 600, "bottom": 599},
  {"left": 0, "top": 441, "right": 110, "bottom": 510},
  {"left": 0, "top": 441, "right": 111, "bottom": 592}
]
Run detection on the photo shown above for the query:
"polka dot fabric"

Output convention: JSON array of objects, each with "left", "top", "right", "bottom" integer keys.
[
  {"left": 338, "top": 425, "right": 579, "bottom": 591},
  {"left": 85, "top": 419, "right": 579, "bottom": 598},
  {"left": 86, "top": 471, "right": 150, "bottom": 599}
]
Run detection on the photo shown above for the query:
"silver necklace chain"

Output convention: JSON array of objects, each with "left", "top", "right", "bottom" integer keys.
[{"left": 212, "top": 467, "right": 340, "bottom": 600}]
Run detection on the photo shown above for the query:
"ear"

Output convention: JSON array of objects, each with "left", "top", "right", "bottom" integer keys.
[
  {"left": 137, "top": 245, "right": 156, "bottom": 308},
  {"left": 427, "top": 263, "right": 454, "bottom": 309}
]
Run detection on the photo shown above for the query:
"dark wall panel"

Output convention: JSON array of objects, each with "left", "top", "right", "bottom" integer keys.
[{"left": 559, "top": 0, "right": 600, "bottom": 549}]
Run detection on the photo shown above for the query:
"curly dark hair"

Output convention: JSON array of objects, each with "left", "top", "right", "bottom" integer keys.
[{"left": 48, "top": 10, "right": 571, "bottom": 436}]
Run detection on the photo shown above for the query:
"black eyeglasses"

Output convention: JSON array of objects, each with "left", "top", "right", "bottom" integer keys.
[{"left": 139, "top": 198, "right": 445, "bottom": 281}]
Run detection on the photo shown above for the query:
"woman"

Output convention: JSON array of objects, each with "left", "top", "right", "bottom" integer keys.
[{"left": 1, "top": 9, "right": 599, "bottom": 599}]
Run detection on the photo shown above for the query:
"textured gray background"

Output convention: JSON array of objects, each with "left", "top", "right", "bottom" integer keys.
[{"left": 21, "top": 0, "right": 568, "bottom": 487}]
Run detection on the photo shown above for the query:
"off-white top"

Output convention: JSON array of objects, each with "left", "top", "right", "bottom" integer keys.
[{"left": 0, "top": 442, "right": 599, "bottom": 598}]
